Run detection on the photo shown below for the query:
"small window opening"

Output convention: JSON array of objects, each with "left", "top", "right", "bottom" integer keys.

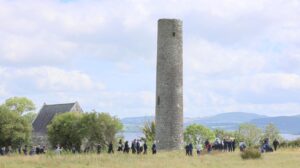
[
  {"left": 172, "top": 32, "right": 176, "bottom": 37},
  {"left": 157, "top": 96, "right": 160, "bottom": 106}
]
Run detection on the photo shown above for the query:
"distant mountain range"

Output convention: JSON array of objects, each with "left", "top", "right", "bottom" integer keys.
[
  {"left": 251, "top": 116, "right": 300, "bottom": 135},
  {"left": 121, "top": 112, "right": 300, "bottom": 135}
]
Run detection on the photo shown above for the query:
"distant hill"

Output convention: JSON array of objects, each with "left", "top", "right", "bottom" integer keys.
[
  {"left": 186, "top": 112, "right": 267, "bottom": 124},
  {"left": 121, "top": 112, "right": 300, "bottom": 135},
  {"left": 121, "top": 116, "right": 154, "bottom": 132},
  {"left": 121, "top": 116, "right": 154, "bottom": 125},
  {"left": 250, "top": 115, "right": 300, "bottom": 134}
]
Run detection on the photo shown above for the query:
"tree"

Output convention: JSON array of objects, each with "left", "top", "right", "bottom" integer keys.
[
  {"left": 22, "top": 112, "right": 37, "bottom": 124},
  {"left": 81, "top": 112, "right": 123, "bottom": 148},
  {"left": 184, "top": 124, "right": 215, "bottom": 145},
  {"left": 47, "top": 112, "right": 123, "bottom": 150},
  {"left": 0, "top": 105, "right": 31, "bottom": 147},
  {"left": 214, "top": 128, "right": 234, "bottom": 140},
  {"left": 262, "top": 123, "right": 282, "bottom": 143},
  {"left": 236, "top": 124, "right": 262, "bottom": 147},
  {"left": 142, "top": 121, "right": 155, "bottom": 143},
  {"left": 47, "top": 112, "right": 85, "bottom": 150},
  {"left": 4, "top": 97, "right": 35, "bottom": 115}
]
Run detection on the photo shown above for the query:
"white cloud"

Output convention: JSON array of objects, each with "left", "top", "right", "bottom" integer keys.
[
  {"left": 0, "top": 0, "right": 300, "bottom": 117},
  {"left": 246, "top": 73, "right": 300, "bottom": 92},
  {"left": 1, "top": 66, "right": 105, "bottom": 92},
  {"left": 185, "top": 39, "right": 266, "bottom": 76}
]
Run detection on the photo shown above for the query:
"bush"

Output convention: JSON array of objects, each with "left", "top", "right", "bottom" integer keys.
[
  {"left": 241, "top": 148, "right": 262, "bottom": 160},
  {"left": 279, "top": 139, "right": 300, "bottom": 148},
  {"left": 287, "top": 139, "right": 300, "bottom": 148}
]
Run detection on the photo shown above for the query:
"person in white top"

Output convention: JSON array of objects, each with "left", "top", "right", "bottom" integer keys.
[
  {"left": 55, "top": 145, "right": 62, "bottom": 155},
  {"left": 196, "top": 143, "right": 203, "bottom": 156}
]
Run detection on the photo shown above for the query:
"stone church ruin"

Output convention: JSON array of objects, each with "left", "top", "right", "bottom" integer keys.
[{"left": 32, "top": 102, "right": 83, "bottom": 145}]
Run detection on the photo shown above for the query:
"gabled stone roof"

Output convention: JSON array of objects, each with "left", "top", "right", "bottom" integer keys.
[{"left": 32, "top": 102, "right": 83, "bottom": 134}]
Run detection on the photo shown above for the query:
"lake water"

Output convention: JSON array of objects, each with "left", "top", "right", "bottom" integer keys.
[
  {"left": 118, "top": 132, "right": 144, "bottom": 141},
  {"left": 280, "top": 134, "right": 300, "bottom": 141}
]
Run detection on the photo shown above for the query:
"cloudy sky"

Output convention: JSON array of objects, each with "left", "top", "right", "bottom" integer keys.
[{"left": 0, "top": 0, "right": 300, "bottom": 118}]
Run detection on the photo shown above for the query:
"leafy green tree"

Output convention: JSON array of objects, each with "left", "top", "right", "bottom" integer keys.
[
  {"left": 4, "top": 97, "right": 35, "bottom": 115},
  {"left": 184, "top": 124, "right": 215, "bottom": 145},
  {"left": 142, "top": 121, "right": 155, "bottom": 143},
  {"left": 22, "top": 112, "right": 37, "bottom": 124},
  {"left": 262, "top": 123, "right": 282, "bottom": 143},
  {"left": 214, "top": 128, "right": 234, "bottom": 140},
  {"left": 236, "top": 123, "right": 262, "bottom": 147},
  {"left": 47, "top": 112, "right": 123, "bottom": 150},
  {"left": 0, "top": 105, "right": 31, "bottom": 147},
  {"left": 81, "top": 112, "right": 123, "bottom": 147},
  {"left": 47, "top": 112, "right": 85, "bottom": 150}
]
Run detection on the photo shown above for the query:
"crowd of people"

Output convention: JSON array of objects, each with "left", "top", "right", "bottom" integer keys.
[
  {"left": 260, "top": 138, "right": 279, "bottom": 153},
  {"left": 0, "top": 145, "right": 46, "bottom": 156},
  {"left": 51, "top": 138, "right": 158, "bottom": 155},
  {"left": 105, "top": 139, "right": 157, "bottom": 155},
  {"left": 212, "top": 138, "right": 236, "bottom": 152},
  {"left": 0, "top": 138, "right": 281, "bottom": 156},
  {"left": 184, "top": 138, "right": 280, "bottom": 156},
  {"left": 185, "top": 138, "right": 236, "bottom": 157}
]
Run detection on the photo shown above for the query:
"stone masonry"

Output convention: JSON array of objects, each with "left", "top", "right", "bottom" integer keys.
[{"left": 155, "top": 19, "right": 183, "bottom": 150}]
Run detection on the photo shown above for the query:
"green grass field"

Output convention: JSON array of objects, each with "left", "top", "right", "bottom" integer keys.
[{"left": 0, "top": 149, "right": 299, "bottom": 168}]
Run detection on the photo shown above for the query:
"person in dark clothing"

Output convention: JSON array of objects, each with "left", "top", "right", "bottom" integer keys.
[
  {"left": 131, "top": 140, "right": 136, "bottom": 154},
  {"left": 23, "top": 145, "right": 28, "bottom": 155},
  {"left": 261, "top": 139, "right": 273, "bottom": 153},
  {"left": 124, "top": 141, "right": 130, "bottom": 153},
  {"left": 108, "top": 142, "right": 114, "bottom": 154},
  {"left": 185, "top": 144, "right": 189, "bottom": 156},
  {"left": 224, "top": 140, "right": 228, "bottom": 152},
  {"left": 273, "top": 139, "right": 279, "bottom": 151},
  {"left": 207, "top": 143, "right": 212, "bottom": 153},
  {"left": 97, "top": 144, "right": 101, "bottom": 154},
  {"left": 143, "top": 142, "right": 148, "bottom": 154},
  {"left": 137, "top": 141, "right": 141, "bottom": 154},
  {"left": 0, "top": 147, "right": 3, "bottom": 156},
  {"left": 228, "top": 140, "right": 233, "bottom": 152},
  {"left": 18, "top": 146, "right": 21, "bottom": 154},
  {"left": 40, "top": 146, "right": 45, "bottom": 154},
  {"left": 232, "top": 139, "right": 236, "bottom": 152},
  {"left": 205, "top": 139, "right": 209, "bottom": 148},
  {"left": 205, "top": 139, "right": 210, "bottom": 152},
  {"left": 84, "top": 146, "right": 90, "bottom": 153},
  {"left": 152, "top": 142, "right": 157, "bottom": 154},
  {"left": 5, "top": 146, "right": 10, "bottom": 155},
  {"left": 36, "top": 146, "right": 40, "bottom": 154},
  {"left": 188, "top": 143, "right": 193, "bottom": 156},
  {"left": 71, "top": 146, "right": 76, "bottom": 154},
  {"left": 117, "top": 139, "right": 123, "bottom": 152}
]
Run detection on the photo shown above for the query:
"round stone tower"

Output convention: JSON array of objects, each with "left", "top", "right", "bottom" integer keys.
[{"left": 155, "top": 19, "right": 183, "bottom": 150}]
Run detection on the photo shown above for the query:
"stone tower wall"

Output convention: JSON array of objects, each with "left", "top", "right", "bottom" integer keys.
[{"left": 155, "top": 19, "right": 183, "bottom": 150}]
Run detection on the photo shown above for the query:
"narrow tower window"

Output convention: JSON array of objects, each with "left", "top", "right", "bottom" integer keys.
[
  {"left": 157, "top": 96, "right": 160, "bottom": 106},
  {"left": 172, "top": 32, "right": 176, "bottom": 37}
]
